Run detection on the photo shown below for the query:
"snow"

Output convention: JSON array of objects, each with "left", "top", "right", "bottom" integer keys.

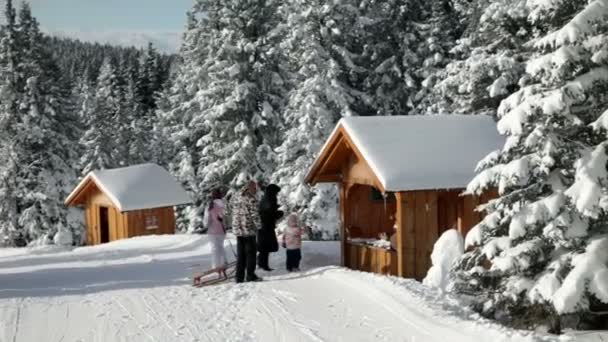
[
  {"left": 534, "top": 0, "right": 608, "bottom": 48},
  {"left": 53, "top": 224, "right": 73, "bottom": 246},
  {"left": 0, "top": 234, "right": 571, "bottom": 342},
  {"left": 423, "top": 229, "right": 464, "bottom": 291},
  {"left": 65, "top": 163, "right": 192, "bottom": 212},
  {"left": 553, "top": 236, "right": 608, "bottom": 314},
  {"left": 314, "top": 115, "right": 504, "bottom": 192},
  {"left": 565, "top": 143, "right": 608, "bottom": 219}
]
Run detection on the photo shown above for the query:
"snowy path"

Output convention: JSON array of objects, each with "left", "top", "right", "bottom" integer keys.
[{"left": 0, "top": 235, "right": 592, "bottom": 341}]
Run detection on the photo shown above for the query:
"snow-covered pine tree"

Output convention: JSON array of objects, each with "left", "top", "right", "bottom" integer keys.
[
  {"left": 271, "top": 0, "right": 428, "bottom": 239},
  {"left": 0, "top": 145, "right": 22, "bottom": 247},
  {"left": 272, "top": 0, "right": 351, "bottom": 239},
  {"left": 137, "top": 42, "right": 163, "bottom": 114},
  {"left": 416, "top": 0, "right": 528, "bottom": 116},
  {"left": 452, "top": 0, "right": 608, "bottom": 330},
  {"left": 194, "top": 0, "right": 288, "bottom": 191},
  {"left": 80, "top": 58, "right": 121, "bottom": 174},
  {"left": 0, "top": 0, "right": 22, "bottom": 247},
  {"left": 0, "top": 2, "right": 81, "bottom": 246},
  {"left": 74, "top": 69, "right": 95, "bottom": 121},
  {"left": 164, "top": 0, "right": 290, "bottom": 231},
  {"left": 129, "top": 43, "right": 165, "bottom": 165},
  {"left": 159, "top": 9, "right": 214, "bottom": 232}
]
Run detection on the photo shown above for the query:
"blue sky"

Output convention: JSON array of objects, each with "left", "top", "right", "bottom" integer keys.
[{"left": 28, "top": 0, "right": 194, "bottom": 52}]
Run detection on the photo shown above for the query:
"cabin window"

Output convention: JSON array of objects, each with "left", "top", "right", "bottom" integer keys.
[
  {"left": 370, "top": 188, "right": 395, "bottom": 202},
  {"left": 145, "top": 212, "right": 159, "bottom": 230}
]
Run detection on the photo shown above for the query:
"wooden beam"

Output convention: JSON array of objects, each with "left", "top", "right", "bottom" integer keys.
[
  {"left": 458, "top": 194, "right": 476, "bottom": 236},
  {"left": 313, "top": 174, "right": 341, "bottom": 183},
  {"left": 340, "top": 128, "right": 386, "bottom": 193},
  {"left": 427, "top": 191, "right": 439, "bottom": 273},
  {"left": 414, "top": 191, "right": 428, "bottom": 281},
  {"left": 339, "top": 183, "right": 348, "bottom": 267},
  {"left": 65, "top": 179, "right": 96, "bottom": 207},
  {"left": 396, "top": 192, "right": 416, "bottom": 278}
]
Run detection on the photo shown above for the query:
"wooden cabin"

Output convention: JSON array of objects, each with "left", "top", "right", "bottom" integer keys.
[
  {"left": 306, "top": 115, "right": 503, "bottom": 280},
  {"left": 65, "top": 163, "right": 192, "bottom": 245}
]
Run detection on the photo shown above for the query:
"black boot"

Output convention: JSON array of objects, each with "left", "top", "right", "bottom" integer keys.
[
  {"left": 257, "top": 252, "right": 273, "bottom": 271},
  {"left": 247, "top": 274, "right": 263, "bottom": 282}
]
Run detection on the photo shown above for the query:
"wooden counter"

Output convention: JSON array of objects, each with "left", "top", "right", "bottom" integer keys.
[{"left": 344, "top": 241, "right": 398, "bottom": 276}]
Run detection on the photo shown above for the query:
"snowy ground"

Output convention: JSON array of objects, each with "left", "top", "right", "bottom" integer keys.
[{"left": 0, "top": 235, "right": 602, "bottom": 342}]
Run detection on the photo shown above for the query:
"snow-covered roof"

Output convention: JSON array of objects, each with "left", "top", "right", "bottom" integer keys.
[
  {"left": 65, "top": 163, "right": 192, "bottom": 212},
  {"left": 308, "top": 115, "right": 504, "bottom": 192}
]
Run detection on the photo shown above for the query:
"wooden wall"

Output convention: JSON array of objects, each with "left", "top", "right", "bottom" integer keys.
[
  {"left": 345, "top": 184, "right": 396, "bottom": 239},
  {"left": 126, "top": 207, "right": 176, "bottom": 237},
  {"left": 396, "top": 189, "right": 497, "bottom": 280},
  {"left": 82, "top": 186, "right": 176, "bottom": 245},
  {"left": 84, "top": 190, "right": 122, "bottom": 245}
]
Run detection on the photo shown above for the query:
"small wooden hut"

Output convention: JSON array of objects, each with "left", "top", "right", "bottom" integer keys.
[
  {"left": 65, "top": 163, "right": 192, "bottom": 245},
  {"left": 306, "top": 115, "right": 503, "bottom": 280}
]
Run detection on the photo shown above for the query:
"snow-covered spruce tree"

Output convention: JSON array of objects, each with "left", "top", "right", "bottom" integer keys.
[
  {"left": 271, "top": 0, "right": 428, "bottom": 239},
  {"left": 272, "top": 0, "right": 350, "bottom": 239},
  {"left": 452, "top": 0, "right": 608, "bottom": 331},
  {"left": 74, "top": 70, "right": 95, "bottom": 121},
  {"left": 352, "top": 0, "right": 426, "bottom": 116},
  {"left": 164, "top": 0, "right": 290, "bottom": 232},
  {"left": 0, "top": 0, "right": 21, "bottom": 246},
  {"left": 0, "top": 2, "right": 81, "bottom": 246},
  {"left": 137, "top": 42, "right": 163, "bottom": 114},
  {"left": 411, "top": 0, "right": 463, "bottom": 111},
  {"left": 80, "top": 58, "right": 121, "bottom": 174},
  {"left": 159, "top": 9, "right": 215, "bottom": 232},
  {"left": 129, "top": 43, "right": 165, "bottom": 165},
  {"left": 416, "top": 0, "right": 529, "bottom": 116},
  {"left": 194, "top": 0, "right": 288, "bottom": 190}
]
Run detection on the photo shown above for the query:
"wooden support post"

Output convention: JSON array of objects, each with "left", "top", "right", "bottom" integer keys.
[
  {"left": 339, "top": 183, "right": 347, "bottom": 267},
  {"left": 414, "top": 191, "right": 428, "bottom": 281},
  {"left": 396, "top": 192, "right": 416, "bottom": 278},
  {"left": 426, "top": 191, "right": 439, "bottom": 276},
  {"left": 458, "top": 194, "right": 476, "bottom": 237}
]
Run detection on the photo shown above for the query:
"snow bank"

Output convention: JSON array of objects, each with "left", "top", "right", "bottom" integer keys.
[
  {"left": 423, "top": 229, "right": 464, "bottom": 291},
  {"left": 53, "top": 224, "right": 73, "bottom": 246}
]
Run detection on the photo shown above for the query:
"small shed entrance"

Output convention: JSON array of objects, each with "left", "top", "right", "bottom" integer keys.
[
  {"left": 306, "top": 115, "right": 503, "bottom": 280},
  {"left": 65, "top": 163, "right": 192, "bottom": 245},
  {"left": 99, "top": 207, "right": 110, "bottom": 244}
]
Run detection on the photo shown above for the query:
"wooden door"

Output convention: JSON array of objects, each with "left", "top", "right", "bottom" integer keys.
[{"left": 99, "top": 206, "right": 110, "bottom": 243}]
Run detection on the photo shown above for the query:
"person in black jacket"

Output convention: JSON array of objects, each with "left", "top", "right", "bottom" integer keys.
[{"left": 257, "top": 184, "right": 283, "bottom": 271}]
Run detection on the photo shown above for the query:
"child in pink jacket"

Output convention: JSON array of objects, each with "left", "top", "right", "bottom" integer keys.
[{"left": 282, "top": 214, "right": 304, "bottom": 272}]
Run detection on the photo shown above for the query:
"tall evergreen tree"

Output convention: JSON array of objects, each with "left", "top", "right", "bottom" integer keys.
[
  {"left": 80, "top": 58, "right": 121, "bottom": 174},
  {"left": 0, "top": 1, "right": 81, "bottom": 246},
  {"left": 164, "top": 0, "right": 290, "bottom": 231},
  {"left": 416, "top": 0, "right": 528, "bottom": 116},
  {"left": 452, "top": 0, "right": 608, "bottom": 330}
]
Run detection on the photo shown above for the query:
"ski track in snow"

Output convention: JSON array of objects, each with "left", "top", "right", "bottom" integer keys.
[{"left": 0, "top": 234, "right": 598, "bottom": 341}]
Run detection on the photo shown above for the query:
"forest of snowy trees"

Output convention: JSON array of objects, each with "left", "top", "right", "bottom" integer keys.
[
  {"left": 0, "top": 0, "right": 172, "bottom": 247},
  {"left": 2, "top": 0, "right": 608, "bottom": 330}
]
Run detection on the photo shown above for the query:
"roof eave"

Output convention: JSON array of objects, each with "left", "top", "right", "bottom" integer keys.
[{"left": 64, "top": 173, "right": 124, "bottom": 211}]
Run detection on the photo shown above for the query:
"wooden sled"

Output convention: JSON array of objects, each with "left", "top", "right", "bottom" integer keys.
[{"left": 192, "top": 261, "right": 237, "bottom": 287}]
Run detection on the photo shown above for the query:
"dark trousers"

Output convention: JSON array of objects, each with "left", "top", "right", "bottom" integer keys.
[
  {"left": 236, "top": 236, "right": 257, "bottom": 282},
  {"left": 286, "top": 248, "right": 301, "bottom": 271},
  {"left": 257, "top": 251, "right": 269, "bottom": 268}
]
